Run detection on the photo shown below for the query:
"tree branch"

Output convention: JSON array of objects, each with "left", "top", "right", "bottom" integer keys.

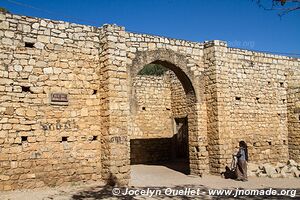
[{"left": 255, "top": 0, "right": 300, "bottom": 16}]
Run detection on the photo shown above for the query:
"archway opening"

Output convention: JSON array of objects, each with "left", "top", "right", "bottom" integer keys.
[{"left": 129, "top": 61, "right": 197, "bottom": 175}]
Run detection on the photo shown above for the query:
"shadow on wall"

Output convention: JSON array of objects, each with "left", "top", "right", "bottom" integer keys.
[
  {"left": 130, "top": 117, "right": 189, "bottom": 166},
  {"left": 71, "top": 184, "right": 299, "bottom": 200},
  {"left": 130, "top": 136, "right": 190, "bottom": 175},
  {"left": 130, "top": 138, "right": 173, "bottom": 164}
]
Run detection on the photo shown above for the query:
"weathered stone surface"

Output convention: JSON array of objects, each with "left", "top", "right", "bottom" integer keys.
[
  {"left": 50, "top": 37, "right": 64, "bottom": 45},
  {"left": 15, "top": 108, "right": 25, "bottom": 116},
  {"left": 37, "top": 35, "right": 50, "bottom": 43},
  {"left": 14, "top": 65, "right": 22, "bottom": 72},
  {"left": 4, "top": 31, "right": 14, "bottom": 38},
  {"left": 262, "top": 164, "right": 277, "bottom": 177},
  {"left": 32, "top": 22, "right": 39, "bottom": 29},
  {"left": 34, "top": 42, "right": 44, "bottom": 49},
  {"left": 26, "top": 109, "right": 36, "bottom": 117},
  {"left": 0, "top": 21, "right": 9, "bottom": 29},
  {"left": 43, "top": 67, "right": 53, "bottom": 74},
  {"left": 0, "top": 13, "right": 5, "bottom": 21},
  {"left": 248, "top": 161, "right": 300, "bottom": 178},
  {"left": 129, "top": 74, "right": 174, "bottom": 139},
  {"left": 4, "top": 107, "right": 14, "bottom": 115},
  {"left": 23, "top": 66, "right": 33, "bottom": 72},
  {"left": 2, "top": 38, "right": 12, "bottom": 45},
  {"left": 288, "top": 159, "right": 298, "bottom": 167},
  {"left": 0, "top": 175, "right": 10, "bottom": 181}
]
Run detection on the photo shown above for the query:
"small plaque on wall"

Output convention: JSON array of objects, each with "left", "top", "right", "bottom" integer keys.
[{"left": 50, "top": 93, "right": 68, "bottom": 105}]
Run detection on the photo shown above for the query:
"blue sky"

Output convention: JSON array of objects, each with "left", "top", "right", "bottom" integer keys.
[{"left": 0, "top": 0, "right": 299, "bottom": 57}]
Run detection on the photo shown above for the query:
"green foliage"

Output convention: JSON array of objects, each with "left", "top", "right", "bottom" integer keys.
[
  {"left": 0, "top": 7, "right": 10, "bottom": 14},
  {"left": 138, "top": 64, "right": 168, "bottom": 76}
]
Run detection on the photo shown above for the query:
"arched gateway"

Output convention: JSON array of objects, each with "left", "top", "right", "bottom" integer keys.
[
  {"left": 128, "top": 49, "right": 209, "bottom": 176},
  {"left": 102, "top": 26, "right": 218, "bottom": 186},
  {"left": 100, "top": 47, "right": 211, "bottom": 186}
]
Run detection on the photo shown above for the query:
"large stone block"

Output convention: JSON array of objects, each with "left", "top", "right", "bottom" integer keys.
[{"left": 37, "top": 35, "right": 50, "bottom": 43}]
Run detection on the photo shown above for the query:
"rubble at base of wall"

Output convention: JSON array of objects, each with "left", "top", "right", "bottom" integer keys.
[{"left": 248, "top": 160, "right": 300, "bottom": 178}]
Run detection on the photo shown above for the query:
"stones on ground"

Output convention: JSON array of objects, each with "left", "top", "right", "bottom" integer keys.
[
  {"left": 262, "top": 164, "right": 277, "bottom": 177},
  {"left": 248, "top": 160, "right": 300, "bottom": 178}
]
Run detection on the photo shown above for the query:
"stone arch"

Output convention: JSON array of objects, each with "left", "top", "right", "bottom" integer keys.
[
  {"left": 128, "top": 49, "right": 207, "bottom": 176},
  {"left": 130, "top": 49, "right": 199, "bottom": 100}
]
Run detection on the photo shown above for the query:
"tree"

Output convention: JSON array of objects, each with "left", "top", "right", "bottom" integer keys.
[
  {"left": 0, "top": 7, "right": 10, "bottom": 14},
  {"left": 255, "top": 0, "right": 300, "bottom": 16},
  {"left": 138, "top": 64, "right": 168, "bottom": 76}
]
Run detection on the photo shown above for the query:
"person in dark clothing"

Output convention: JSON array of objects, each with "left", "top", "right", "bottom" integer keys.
[{"left": 235, "top": 141, "right": 248, "bottom": 181}]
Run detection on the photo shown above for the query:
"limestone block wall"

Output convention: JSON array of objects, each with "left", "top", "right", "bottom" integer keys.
[
  {"left": 288, "top": 87, "right": 300, "bottom": 162},
  {"left": 202, "top": 41, "right": 300, "bottom": 173},
  {"left": 287, "top": 64, "right": 300, "bottom": 162},
  {"left": 98, "top": 24, "right": 130, "bottom": 186},
  {"left": 168, "top": 71, "right": 188, "bottom": 119},
  {"left": 0, "top": 13, "right": 102, "bottom": 190},
  {"left": 203, "top": 41, "right": 230, "bottom": 174},
  {"left": 224, "top": 48, "right": 299, "bottom": 166},
  {"left": 129, "top": 75, "right": 173, "bottom": 139},
  {"left": 130, "top": 138, "right": 173, "bottom": 164},
  {"left": 129, "top": 72, "right": 188, "bottom": 164},
  {"left": 129, "top": 71, "right": 189, "bottom": 139}
]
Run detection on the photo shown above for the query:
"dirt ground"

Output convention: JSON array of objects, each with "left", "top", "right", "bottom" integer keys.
[{"left": 0, "top": 164, "right": 299, "bottom": 200}]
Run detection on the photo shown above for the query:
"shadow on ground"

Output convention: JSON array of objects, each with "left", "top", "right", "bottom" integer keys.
[
  {"left": 146, "top": 159, "right": 190, "bottom": 175},
  {"left": 71, "top": 184, "right": 300, "bottom": 200}
]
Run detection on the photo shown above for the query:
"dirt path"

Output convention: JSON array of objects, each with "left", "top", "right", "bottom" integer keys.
[
  {"left": 130, "top": 164, "right": 300, "bottom": 189},
  {"left": 0, "top": 164, "right": 299, "bottom": 199}
]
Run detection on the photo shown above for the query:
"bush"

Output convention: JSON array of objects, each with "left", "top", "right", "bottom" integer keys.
[
  {"left": 0, "top": 7, "right": 10, "bottom": 14},
  {"left": 138, "top": 64, "right": 168, "bottom": 76}
]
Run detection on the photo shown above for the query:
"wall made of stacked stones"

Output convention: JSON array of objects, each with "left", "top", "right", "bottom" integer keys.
[
  {"left": 287, "top": 63, "right": 300, "bottom": 163},
  {"left": 203, "top": 41, "right": 229, "bottom": 174},
  {"left": 130, "top": 138, "right": 173, "bottom": 164},
  {"left": 128, "top": 71, "right": 188, "bottom": 140},
  {"left": 98, "top": 25, "right": 131, "bottom": 186},
  {"left": 129, "top": 75, "right": 173, "bottom": 139},
  {"left": 224, "top": 48, "right": 299, "bottom": 165},
  {"left": 0, "top": 13, "right": 102, "bottom": 190},
  {"left": 167, "top": 71, "right": 187, "bottom": 119},
  {"left": 288, "top": 86, "right": 300, "bottom": 162},
  {"left": 129, "top": 72, "right": 190, "bottom": 164},
  {"left": 125, "top": 32, "right": 204, "bottom": 68}
]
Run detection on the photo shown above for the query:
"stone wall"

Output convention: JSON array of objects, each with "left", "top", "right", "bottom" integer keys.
[
  {"left": 203, "top": 40, "right": 229, "bottom": 173},
  {"left": 129, "top": 71, "right": 189, "bottom": 139},
  {"left": 0, "top": 13, "right": 102, "bottom": 190},
  {"left": 128, "top": 72, "right": 188, "bottom": 164},
  {"left": 1, "top": 12, "right": 300, "bottom": 191},
  {"left": 130, "top": 138, "right": 173, "bottom": 164},
  {"left": 168, "top": 71, "right": 188, "bottom": 119},
  {"left": 225, "top": 48, "right": 290, "bottom": 165},
  {"left": 287, "top": 65, "right": 300, "bottom": 162},
  {"left": 129, "top": 75, "right": 173, "bottom": 139},
  {"left": 99, "top": 24, "right": 130, "bottom": 186},
  {"left": 202, "top": 41, "right": 300, "bottom": 172}
]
